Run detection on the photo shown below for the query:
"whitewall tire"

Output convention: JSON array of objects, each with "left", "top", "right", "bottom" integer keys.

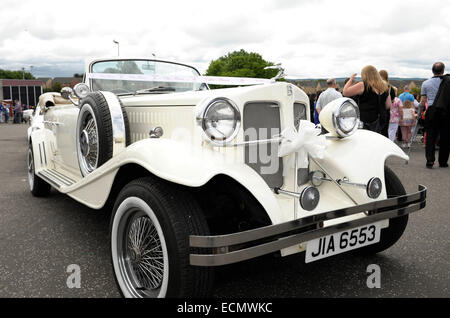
[
  {"left": 111, "top": 196, "right": 169, "bottom": 298},
  {"left": 110, "top": 177, "right": 214, "bottom": 298}
]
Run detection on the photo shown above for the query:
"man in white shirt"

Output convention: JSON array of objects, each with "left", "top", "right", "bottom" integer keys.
[
  {"left": 420, "top": 62, "right": 446, "bottom": 168},
  {"left": 315, "top": 78, "right": 342, "bottom": 115}
]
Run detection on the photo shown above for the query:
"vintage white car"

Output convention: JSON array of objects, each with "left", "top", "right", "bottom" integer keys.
[{"left": 27, "top": 57, "right": 427, "bottom": 298}]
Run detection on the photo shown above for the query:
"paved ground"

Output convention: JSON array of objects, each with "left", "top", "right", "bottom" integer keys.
[{"left": 0, "top": 123, "right": 448, "bottom": 298}]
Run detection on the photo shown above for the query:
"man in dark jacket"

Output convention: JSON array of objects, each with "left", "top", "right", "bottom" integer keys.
[
  {"left": 420, "top": 62, "right": 450, "bottom": 168},
  {"left": 432, "top": 73, "right": 450, "bottom": 167}
]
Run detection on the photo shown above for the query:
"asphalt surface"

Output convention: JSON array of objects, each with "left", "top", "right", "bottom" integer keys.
[{"left": 0, "top": 123, "right": 448, "bottom": 298}]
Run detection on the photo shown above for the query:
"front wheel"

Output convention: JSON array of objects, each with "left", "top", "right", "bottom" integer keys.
[
  {"left": 355, "top": 166, "right": 409, "bottom": 255},
  {"left": 110, "top": 177, "right": 213, "bottom": 298}
]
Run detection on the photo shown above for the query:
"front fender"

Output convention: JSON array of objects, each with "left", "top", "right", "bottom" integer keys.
[{"left": 314, "top": 129, "right": 408, "bottom": 205}]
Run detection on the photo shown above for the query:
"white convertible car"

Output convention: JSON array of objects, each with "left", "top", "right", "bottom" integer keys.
[{"left": 27, "top": 57, "right": 426, "bottom": 298}]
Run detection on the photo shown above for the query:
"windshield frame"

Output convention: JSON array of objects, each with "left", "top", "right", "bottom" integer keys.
[{"left": 87, "top": 58, "right": 209, "bottom": 95}]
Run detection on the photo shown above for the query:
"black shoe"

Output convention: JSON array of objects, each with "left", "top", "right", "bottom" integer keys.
[
  {"left": 439, "top": 163, "right": 449, "bottom": 168},
  {"left": 426, "top": 162, "right": 434, "bottom": 169}
]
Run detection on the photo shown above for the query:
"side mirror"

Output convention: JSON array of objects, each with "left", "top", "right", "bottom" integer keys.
[
  {"left": 73, "top": 83, "right": 90, "bottom": 99},
  {"left": 61, "top": 86, "right": 83, "bottom": 107},
  {"left": 61, "top": 87, "right": 73, "bottom": 100}
]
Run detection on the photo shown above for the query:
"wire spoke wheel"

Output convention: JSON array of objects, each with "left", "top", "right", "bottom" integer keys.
[
  {"left": 78, "top": 108, "right": 99, "bottom": 174},
  {"left": 113, "top": 198, "right": 169, "bottom": 298},
  {"left": 127, "top": 215, "right": 164, "bottom": 290},
  {"left": 111, "top": 178, "right": 214, "bottom": 298},
  {"left": 76, "top": 92, "right": 130, "bottom": 177}
]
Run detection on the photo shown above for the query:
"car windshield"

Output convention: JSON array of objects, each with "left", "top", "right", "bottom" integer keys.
[{"left": 90, "top": 60, "right": 207, "bottom": 95}]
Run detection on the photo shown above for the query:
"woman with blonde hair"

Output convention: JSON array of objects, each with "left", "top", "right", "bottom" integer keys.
[
  {"left": 379, "top": 70, "right": 396, "bottom": 137},
  {"left": 343, "top": 65, "right": 392, "bottom": 133}
]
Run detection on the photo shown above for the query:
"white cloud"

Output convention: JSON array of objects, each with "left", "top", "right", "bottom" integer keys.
[{"left": 0, "top": 0, "right": 448, "bottom": 78}]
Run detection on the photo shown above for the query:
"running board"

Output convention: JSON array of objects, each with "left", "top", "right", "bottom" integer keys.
[{"left": 37, "top": 169, "right": 77, "bottom": 189}]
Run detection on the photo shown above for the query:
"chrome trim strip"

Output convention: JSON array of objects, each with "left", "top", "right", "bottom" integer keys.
[
  {"left": 190, "top": 185, "right": 426, "bottom": 249},
  {"left": 223, "top": 137, "right": 282, "bottom": 148},
  {"left": 38, "top": 143, "right": 43, "bottom": 166},
  {"left": 44, "top": 169, "right": 74, "bottom": 186},
  {"left": 43, "top": 121, "right": 63, "bottom": 126},
  {"left": 37, "top": 171, "right": 61, "bottom": 189},
  {"left": 190, "top": 199, "right": 425, "bottom": 266},
  {"left": 99, "top": 91, "right": 126, "bottom": 156},
  {"left": 42, "top": 142, "right": 47, "bottom": 166},
  {"left": 48, "top": 169, "right": 77, "bottom": 184}
]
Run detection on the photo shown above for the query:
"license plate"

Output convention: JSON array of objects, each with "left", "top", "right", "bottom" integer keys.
[{"left": 305, "top": 222, "right": 381, "bottom": 263}]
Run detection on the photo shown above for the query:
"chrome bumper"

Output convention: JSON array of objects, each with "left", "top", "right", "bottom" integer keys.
[{"left": 189, "top": 185, "right": 427, "bottom": 266}]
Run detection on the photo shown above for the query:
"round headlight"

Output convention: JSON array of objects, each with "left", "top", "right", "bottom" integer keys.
[
  {"left": 332, "top": 99, "right": 360, "bottom": 137},
  {"left": 367, "top": 177, "right": 382, "bottom": 199},
  {"left": 197, "top": 97, "right": 241, "bottom": 145},
  {"left": 73, "top": 83, "right": 90, "bottom": 99},
  {"left": 299, "top": 186, "right": 320, "bottom": 211}
]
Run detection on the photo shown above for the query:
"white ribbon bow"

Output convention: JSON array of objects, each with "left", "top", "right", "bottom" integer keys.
[{"left": 278, "top": 120, "right": 328, "bottom": 176}]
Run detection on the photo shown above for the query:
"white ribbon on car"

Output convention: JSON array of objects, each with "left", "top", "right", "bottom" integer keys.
[
  {"left": 278, "top": 120, "right": 328, "bottom": 176},
  {"left": 85, "top": 73, "right": 271, "bottom": 86}
]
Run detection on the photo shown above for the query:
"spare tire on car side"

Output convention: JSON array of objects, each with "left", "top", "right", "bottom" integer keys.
[{"left": 76, "top": 92, "right": 130, "bottom": 176}]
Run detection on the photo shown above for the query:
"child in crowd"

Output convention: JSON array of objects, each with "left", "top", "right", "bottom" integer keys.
[
  {"left": 399, "top": 100, "right": 416, "bottom": 147},
  {"left": 388, "top": 91, "right": 403, "bottom": 142}
]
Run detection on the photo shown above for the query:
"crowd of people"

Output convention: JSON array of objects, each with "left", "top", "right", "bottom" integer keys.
[
  {"left": 310, "top": 62, "right": 449, "bottom": 169},
  {"left": 0, "top": 99, "right": 30, "bottom": 124}
]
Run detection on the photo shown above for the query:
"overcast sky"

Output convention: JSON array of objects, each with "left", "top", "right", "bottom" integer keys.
[{"left": 0, "top": 0, "right": 448, "bottom": 79}]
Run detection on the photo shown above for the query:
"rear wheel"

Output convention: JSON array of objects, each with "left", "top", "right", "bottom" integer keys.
[
  {"left": 110, "top": 177, "right": 214, "bottom": 298},
  {"left": 356, "top": 166, "right": 409, "bottom": 255},
  {"left": 27, "top": 144, "right": 51, "bottom": 197}
]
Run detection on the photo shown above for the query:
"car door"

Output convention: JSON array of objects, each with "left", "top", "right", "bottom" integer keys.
[{"left": 44, "top": 103, "right": 80, "bottom": 175}]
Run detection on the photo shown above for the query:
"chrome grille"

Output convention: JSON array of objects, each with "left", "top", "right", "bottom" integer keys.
[
  {"left": 243, "top": 102, "right": 283, "bottom": 188},
  {"left": 294, "top": 103, "right": 309, "bottom": 185},
  {"left": 294, "top": 103, "right": 307, "bottom": 130}
]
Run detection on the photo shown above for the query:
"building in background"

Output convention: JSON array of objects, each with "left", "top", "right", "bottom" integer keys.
[
  {"left": 39, "top": 77, "right": 53, "bottom": 89},
  {"left": 38, "top": 77, "right": 82, "bottom": 90},
  {"left": 0, "top": 79, "right": 43, "bottom": 107},
  {"left": 53, "top": 77, "right": 82, "bottom": 88}
]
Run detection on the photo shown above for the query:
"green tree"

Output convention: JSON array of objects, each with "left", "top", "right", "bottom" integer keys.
[
  {"left": 0, "top": 68, "right": 35, "bottom": 79},
  {"left": 205, "top": 49, "right": 279, "bottom": 88}
]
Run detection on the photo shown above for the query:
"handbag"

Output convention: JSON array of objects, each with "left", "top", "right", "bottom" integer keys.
[{"left": 424, "top": 106, "right": 439, "bottom": 128}]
